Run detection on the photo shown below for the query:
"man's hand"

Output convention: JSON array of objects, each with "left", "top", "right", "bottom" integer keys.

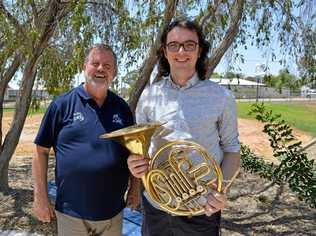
[
  {"left": 126, "top": 178, "right": 141, "bottom": 210},
  {"left": 203, "top": 152, "right": 239, "bottom": 216},
  {"left": 32, "top": 145, "right": 53, "bottom": 222},
  {"left": 127, "top": 154, "right": 149, "bottom": 178},
  {"left": 204, "top": 189, "right": 227, "bottom": 216},
  {"left": 33, "top": 196, "right": 55, "bottom": 223}
]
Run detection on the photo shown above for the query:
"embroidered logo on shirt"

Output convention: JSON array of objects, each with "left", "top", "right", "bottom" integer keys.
[
  {"left": 73, "top": 112, "right": 85, "bottom": 122},
  {"left": 112, "top": 114, "right": 123, "bottom": 126}
]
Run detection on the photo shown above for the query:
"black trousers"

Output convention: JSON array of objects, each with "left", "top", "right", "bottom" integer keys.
[{"left": 141, "top": 196, "right": 221, "bottom": 236}]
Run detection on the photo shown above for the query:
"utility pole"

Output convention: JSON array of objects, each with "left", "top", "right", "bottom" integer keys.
[{"left": 255, "top": 63, "right": 266, "bottom": 102}]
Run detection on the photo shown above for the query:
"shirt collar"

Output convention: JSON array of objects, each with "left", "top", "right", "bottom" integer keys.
[
  {"left": 165, "top": 73, "right": 200, "bottom": 90},
  {"left": 76, "top": 83, "right": 114, "bottom": 107},
  {"left": 76, "top": 83, "right": 92, "bottom": 100}
]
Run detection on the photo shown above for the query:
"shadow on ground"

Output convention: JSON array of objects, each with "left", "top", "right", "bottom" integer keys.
[
  {"left": 1, "top": 156, "right": 315, "bottom": 236},
  {"left": 0, "top": 156, "right": 57, "bottom": 235},
  {"left": 221, "top": 172, "right": 316, "bottom": 236}
]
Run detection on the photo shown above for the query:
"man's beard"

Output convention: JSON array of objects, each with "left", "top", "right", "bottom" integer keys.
[{"left": 84, "top": 73, "right": 109, "bottom": 94}]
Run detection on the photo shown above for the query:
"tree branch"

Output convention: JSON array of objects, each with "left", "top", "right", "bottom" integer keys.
[
  {"left": 199, "top": 0, "right": 223, "bottom": 28},
  {"left": 0, "top": 48, "right": 15, "bottom": 73},
  {"left": 0, "top": 53, "right": 22, "bottom": 148},
  {"left": 206, "top": 0, "right": 245, "bottom": 78},
  {"left": 0, "top": 38, "right": 4, "bottom": 50},
  {"left": 0, "top": 53, "right": 22, "bottom": 90},
  {"left": 30, "top": 0, "right": 40, "bottom": 28},
  {"left": 85, "top": 1, "right": 118, "bottom": 14},
  {"left": 0, "top": 2, "right": 28, "bottom": 40},
  {"left": 128, "top": 0, "right": 178, "bottom": 112}
]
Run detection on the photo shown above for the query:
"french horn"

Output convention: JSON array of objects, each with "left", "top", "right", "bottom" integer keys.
[{"left": 100, "top": 122, "right": 223, "bottom": 216}]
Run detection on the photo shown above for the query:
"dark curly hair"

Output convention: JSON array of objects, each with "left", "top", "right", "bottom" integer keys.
[{"left": 157, "top": 19, "right": 210, "bottom": 80}]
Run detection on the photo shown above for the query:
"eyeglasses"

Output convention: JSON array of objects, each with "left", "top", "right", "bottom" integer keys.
[{"left": 166, "top": 40, "right": 198, "bottom": 52}]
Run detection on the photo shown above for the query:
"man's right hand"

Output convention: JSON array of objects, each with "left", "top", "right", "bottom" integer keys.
[
  {"left": 33, "top": 196, "right": 55, "bottom": 223},
  {"left": 127, "top": 154, "right": 149, "bottom": 178}
]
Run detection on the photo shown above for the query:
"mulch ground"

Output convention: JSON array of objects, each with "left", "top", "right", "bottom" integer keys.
[{"left": 0, "top": 155, "right": 315, "bottom": 236}]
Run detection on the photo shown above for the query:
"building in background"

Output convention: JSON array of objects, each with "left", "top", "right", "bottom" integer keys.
[
  {"left": 301, "top": 86, "right": 316, "bottom": 98},
  {"left": 4, "top": 85, "right": 50, "bottom": 102},
  {"left": 209, "top": 78, "right": 292, "bottom": 99}
]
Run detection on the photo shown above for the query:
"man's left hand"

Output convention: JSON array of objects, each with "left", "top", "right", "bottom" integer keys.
[
  {"left": 126, "top": 180, "right": 141, "bottom": 210},
  {"left": 204, "top": 189, "right": 227, "bottom": 216}
]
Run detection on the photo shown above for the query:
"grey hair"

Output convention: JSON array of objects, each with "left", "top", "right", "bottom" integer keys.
[{"left": 84, "top": 44, "right": 118, "bottom": 75}]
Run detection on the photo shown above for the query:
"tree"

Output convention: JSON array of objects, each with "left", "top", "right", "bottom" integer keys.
[
  {"left": 210, "top": 72, "right": 222, "bottom": 78},
  {"left": 224, "top": 71, "right": 244, "bottom": 79},
  {"left": 225, "top": 71, "right": 238, "bottom": 79},
  {"left": 264, "top": 69, "right": 300, "bottom": 93},
  {"left": 298, "top": 28, "right": 316, "bottom": 85},
  {"left": 297, "top": 0, "right": 316, "bottom": 84},
  {"left": 278, "top": 69, "right": 300, "bottom": 93},
  {"left": 0, "top": 0, "right": 313, "bottom": 192},
  {"left": 0, "top": 0, "right": 81, "bottom": 191}
]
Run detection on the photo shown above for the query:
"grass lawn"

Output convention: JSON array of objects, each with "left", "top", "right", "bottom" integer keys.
[
  {"left": 3, "top": 107, "right": 47, "bottom": 114},
  {"left": 237, "top": 101, "right": 316, "bottom": 136},
  {"left": 4, "top": 101, "right": 316, "bottom": 136},
  {"left": 28, "top": 107, "right": 47, "bottom": 115},
  {"left": 3, "top": 108, "right": 15, "bottom": 112}
]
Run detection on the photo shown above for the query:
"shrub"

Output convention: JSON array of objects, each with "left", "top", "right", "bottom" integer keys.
[{"left": 241, "top": 103, "right": 316, "bottom": 208}]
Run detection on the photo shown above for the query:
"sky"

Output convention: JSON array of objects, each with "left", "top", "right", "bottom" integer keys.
[
  {"left": 215, "top": 43, "right": 298, "bottom": 78},
  {"left": 213, "top": 0, "right": 313, "bottom": 78}
]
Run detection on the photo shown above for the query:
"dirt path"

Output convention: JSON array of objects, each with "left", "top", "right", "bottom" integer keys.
[
  {"left": 238, "top": 118, "right": 313, "bottom": 161},
  {"left": 2, "top": 112, "right": 43, "bottom": 159}
]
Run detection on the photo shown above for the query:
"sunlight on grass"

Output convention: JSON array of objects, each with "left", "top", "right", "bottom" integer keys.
[
  {"left": 4, "top": 101, "right": 316, "bottom": 137},
  {"left": 4, "top": 106, "right": 47, "bottom": 115},
  {"left": 237, "top": 102, "right": 316, "bottom": 136}
]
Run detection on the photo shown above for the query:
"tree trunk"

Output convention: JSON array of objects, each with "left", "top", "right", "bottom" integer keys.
[
  {"left": 0, "top": 0, "right": 71, "bottom": 193},
  {"left": 0, "top": 159, "right": 9, "bottom": 192},
  {"left": 0, "top": 53, "right": 22, "bottom": 148},
  {"left": 206, "top": 0, "right": 245, "bottom": 78},
  {"left": 128, "top": 0, "right": 177, "bottom": 112},
  {"left": 0, "top": 67, "right": 38, "bottom": 192}
]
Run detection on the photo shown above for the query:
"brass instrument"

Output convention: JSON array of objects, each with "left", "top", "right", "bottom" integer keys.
[{"left": 100, "top": 122, "right": 223, "bottom": 216}]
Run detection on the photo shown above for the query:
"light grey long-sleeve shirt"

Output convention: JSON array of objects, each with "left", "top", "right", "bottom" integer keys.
[
  {"left": 136, "top": 73, "right": 240, "bottom": 211},
  {"left": 136, "top": 73, "right": 240, "bottom": 165}
]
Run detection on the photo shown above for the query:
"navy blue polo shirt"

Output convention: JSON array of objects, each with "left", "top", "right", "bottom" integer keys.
[{"left": 34, "top": 84, "right": 134, "bottom": 220}]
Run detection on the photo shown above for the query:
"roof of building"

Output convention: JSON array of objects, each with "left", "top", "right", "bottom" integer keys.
[
  {"left": 7, "top": 83, "right": 47, "bottom": 90},
  {"left": 210, "top": 78, "right": 265, "bottom": 86}
]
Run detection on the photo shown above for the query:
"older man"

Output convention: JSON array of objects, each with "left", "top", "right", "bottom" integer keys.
[{"left": 32, "top": 44, "right": 137, "bottom": 236}]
